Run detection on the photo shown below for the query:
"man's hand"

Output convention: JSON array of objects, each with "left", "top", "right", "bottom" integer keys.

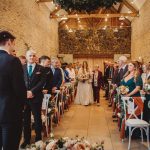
[{"left": 27, "top": 91, "right": 34, "bottom": 99}]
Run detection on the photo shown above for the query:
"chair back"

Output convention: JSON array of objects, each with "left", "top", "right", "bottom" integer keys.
[
  {"left": 42, "top": 94, "right": 51, "bottom": 110},
  {"left": 122, "top": 97, "right": 145, "bottom": 121}
]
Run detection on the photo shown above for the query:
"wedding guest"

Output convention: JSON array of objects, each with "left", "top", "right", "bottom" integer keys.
[
  {"left": 66, "top": 63, "right": 76, "bottom": 81},
  {"left": 62, "top": 63, "right": 70, "bottom": 83},
  {"left": 117, "top": 56, "right": 128, "bottom": 86},
  {"left": 141, "top": 64, "right": 150, "bottom": 85},
  {"left": 92, "top": 65, "right": 103, "bottom": 106},
  {"left": 121, "top": 61, "right": 143, "bottom": 97},
  {"left": 104, "top": 62, "right": 111, "bottom": 99},
  {"left": 19, "top": 55, "right": 26, "bottom": 65},
  {"left": 39, "top": 55, "right": 53, "bottom": 94},
  {"left": 0, "top": 31, "right": 26, "bottom": 150},
  {"left": 10, "top": 49, "right": 16, "bottom": 56},
  {"left": 20, "top": 50, "right": 46, "bottom": 149},
  {"left": 50, "top": 57, "right": 63, "bottom": 93}
]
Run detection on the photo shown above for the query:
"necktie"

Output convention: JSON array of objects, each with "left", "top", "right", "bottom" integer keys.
[
  {"left": 28, "top": 65, "right": 33, "bottom": 77},
  {"left": 52, "top": 68, "right": 55, "bottom": 75}
]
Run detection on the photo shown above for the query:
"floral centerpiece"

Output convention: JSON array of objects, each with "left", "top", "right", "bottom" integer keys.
[{"left": 25, "top": 136, "right": 104, "bottom": 150}]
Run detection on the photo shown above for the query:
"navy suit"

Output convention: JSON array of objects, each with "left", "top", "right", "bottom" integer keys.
[
  {"left": 92, "top": 71, "right": 103, "bottom": 103},
  {"left": 0, "top": 50, "right": 26, "bottom": 150},
  {"left": 51, "top": 67, "right": 62, "bottom": 89},
  {"left": 23, "top": 64, "right": 46, "bottom": 143}
]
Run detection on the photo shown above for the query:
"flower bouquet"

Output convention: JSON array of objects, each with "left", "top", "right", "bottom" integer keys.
[
  {"left": 119, "top": 85, "right": 129, "bottom": 95},
  {"left": 143, "top": 83, "right": 150, "bottom": 93},
  {"left": 25, "top": 136, "right": 104, "bottom": 150},
  {"left": 80, "top": 74, "right": 89, "bottom": 83}
]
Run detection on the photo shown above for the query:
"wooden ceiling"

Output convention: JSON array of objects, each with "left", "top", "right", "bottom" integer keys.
[{"left": 36, "top": 0, "right": 140, "bottom": 29}]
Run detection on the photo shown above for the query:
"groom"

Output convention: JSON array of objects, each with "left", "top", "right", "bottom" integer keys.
[{"left": 92, "top": 65, "right": 103, "bottom": 106}]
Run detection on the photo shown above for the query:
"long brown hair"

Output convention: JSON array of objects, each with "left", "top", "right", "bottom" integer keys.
[
  {"left": 82, "top": 61, "right": 89, "bottom": 74},
  {"left": 124, "top": 61, "right": 140, "bottom": 82}
]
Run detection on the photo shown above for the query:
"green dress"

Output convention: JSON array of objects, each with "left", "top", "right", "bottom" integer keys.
[{"left": 120, "top": 76, "right": 143, "bottom": 97}]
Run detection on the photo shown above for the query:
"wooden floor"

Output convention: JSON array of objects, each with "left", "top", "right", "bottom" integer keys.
[{"left": 53, "top": 91, "right": 149, "bottom": 150}]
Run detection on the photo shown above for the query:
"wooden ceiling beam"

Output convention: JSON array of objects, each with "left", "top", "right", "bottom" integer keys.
[
  {"left": 50, "top": 13, "right": 138, "bottom": 19},
  {"left": 36, "top": 0, "right": 52, "bottom": 3},
  {"left": 118, "top": 3, "right": 124, "bottom": 12},
  {"left": 123, "top": 0, "right": 138, "bottom": 13},
  {"left": 110, "top": 6, "right": 131, "bottom": 25},
  {"left": 50, "top": 6, "right": 61, "bottom": 15}
]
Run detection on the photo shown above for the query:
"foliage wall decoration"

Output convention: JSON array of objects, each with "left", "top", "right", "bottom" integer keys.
[{"left": 59, "top": 28, "right": 131, "bottom": 57}]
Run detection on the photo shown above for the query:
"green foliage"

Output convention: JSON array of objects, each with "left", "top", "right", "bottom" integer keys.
[{"left": 54, "top": 0, "right": 122, "bottom": 12}]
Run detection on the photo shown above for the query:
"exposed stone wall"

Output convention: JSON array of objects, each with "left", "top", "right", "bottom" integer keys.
[
  {"left": 131, "top": 0, "right": 150, "bottom": 63},
  {"left": 0, "top": 0, "right": 58, "bottom": 57}
]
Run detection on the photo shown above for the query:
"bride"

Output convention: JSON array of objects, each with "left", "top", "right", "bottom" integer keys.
[{"left": 75, "top": 61, "right": 93, "bottom": 106}]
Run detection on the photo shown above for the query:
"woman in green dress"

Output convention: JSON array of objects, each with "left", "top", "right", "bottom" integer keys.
[
  {"left": 120, "top": 61, "right": 143, "bottom": 138},
  {"left": 121, "top": 61, "right": 143, "bottom": 97}
]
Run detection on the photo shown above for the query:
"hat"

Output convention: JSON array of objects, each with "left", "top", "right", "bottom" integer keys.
[
  {"left": 118, "top": 56, "right": 127, "bottom": 62},
  {"left": 0, "top": 31, "right": 16, "bottom": 42}
]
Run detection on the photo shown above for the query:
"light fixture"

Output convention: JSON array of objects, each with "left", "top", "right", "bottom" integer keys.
[
  {"left": 107, "top": 14, "right": 109, "bottom": 17},
  {"left": 121, "top": 22, "right": 124, "bottom": 25},
  {"left": 105, "top": 18, "right": 108, "bottom": 22},
  {"left": 114, "top": 28, "right": 118, "bottom": 32},
  {"left": 68, "top": 29, "right": 73, "bottom": 32},
  {"left": 119, "top": 16, "right": 125, "bottom": 20}
]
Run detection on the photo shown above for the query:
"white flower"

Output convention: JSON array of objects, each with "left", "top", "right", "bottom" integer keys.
[
  {"left": 35, "top": 140, "right": 46, "bottom": 150},
  {"left": 46, "top": 141, "right": 57, "bottom": 150}
]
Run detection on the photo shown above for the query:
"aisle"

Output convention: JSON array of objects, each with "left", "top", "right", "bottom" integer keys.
[{"left": 54, "top": 91, "right": 148, "bottom": 150}]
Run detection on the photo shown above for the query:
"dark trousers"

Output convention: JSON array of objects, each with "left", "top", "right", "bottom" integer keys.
[
  {"left": 93, "top": 87, "right": 100, "bottom": 103},
  {"left": 23, "top": 102, "right": 42, "bottom": 143},
  {"left": 0, "top": 122, "right": 22, "bottom": 150}
]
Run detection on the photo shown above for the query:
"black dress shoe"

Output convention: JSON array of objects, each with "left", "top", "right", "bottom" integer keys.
[{"left": 20, "top": 141, "right": 30, "bottom": 149}]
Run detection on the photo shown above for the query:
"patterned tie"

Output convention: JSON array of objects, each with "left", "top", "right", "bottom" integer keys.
[{"left": 28, "top": 65, "right": 33, "bottom": 77}]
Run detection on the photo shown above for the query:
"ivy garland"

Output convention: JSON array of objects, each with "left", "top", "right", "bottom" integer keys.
[{"left": 54, "top": 0, "right": 122, "bottom": 12}]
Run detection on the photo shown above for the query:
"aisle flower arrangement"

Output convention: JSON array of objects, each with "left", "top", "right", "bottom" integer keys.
[
  {"left": 119, "top": 85, "right": 129, "bottom": 95},
  {"left": 26, "top": 136, "right": 104, "bottom": 150}
]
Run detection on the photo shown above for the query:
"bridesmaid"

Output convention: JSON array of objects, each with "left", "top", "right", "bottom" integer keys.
[
  {"left": 121, "top": 61, "right": 143, "bottom": 97},
  {"left": 120, "top": 61, "right": 143, "bottom": 139}
]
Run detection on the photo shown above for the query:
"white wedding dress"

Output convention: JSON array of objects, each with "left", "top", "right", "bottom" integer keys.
[{"left": 75, "top": 68, "right": 94, "bottom": 106}]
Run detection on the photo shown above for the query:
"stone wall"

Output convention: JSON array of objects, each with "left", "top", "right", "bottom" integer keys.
[
  {"left": 0, "top": 0, "right": 58, "bottom": 57},
  {"left": 131, "top": 0, "right": 150, "bottom": 63}
]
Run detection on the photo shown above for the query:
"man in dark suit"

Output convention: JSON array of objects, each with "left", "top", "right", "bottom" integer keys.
[
  {"left": 50, "top": 57, "right": 62, "bottom": 93},
  {"left": 92, "top": 65, "right": 103, "bottom": 106},
  {"left": 20, "top": 50, "right": 46, "bottom": 149},
  {"left": 0, "top": 31, "right": 26, "bottom": 150},
  {"left": 118, "top": 56, "right": 128, "bottom": 85},
  {"left": 39, "top": 55, "right": 53, "bottom": 94}
]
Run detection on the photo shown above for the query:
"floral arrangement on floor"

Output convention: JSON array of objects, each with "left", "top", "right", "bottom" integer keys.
[
  {"left": 119, "top": 85, "right": 129, "bottom": 95},
  {"left": 26, "top": 136, "right": 104, "bottom": 150},
  {"left": 53, "top": 0, "right": 122, "bottom": 12}
]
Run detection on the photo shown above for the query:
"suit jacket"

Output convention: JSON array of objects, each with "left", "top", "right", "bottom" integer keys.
[
  {"left": 23, "top": 64, "right": 46, "bottom": 103},
  {"left": 92, "top": 71, "right": 103, "bottom": 89},
  {"left": 43, "top": 67, "right": 53, "bottom": 94},
  {"left": 0, "top": 50, "right": 26, "bottom": 123},
  {"left": 51, "top": 67, "right": 62, "bottom": 89}
]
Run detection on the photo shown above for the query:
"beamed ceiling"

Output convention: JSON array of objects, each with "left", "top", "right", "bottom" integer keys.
[{"left": 36, "top": 0, "right": 147, "bottom": 29}]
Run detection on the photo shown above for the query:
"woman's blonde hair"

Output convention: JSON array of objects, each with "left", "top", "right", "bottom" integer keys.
[{"left": 123, "top": 61, "right": 140, "bottom": 82}]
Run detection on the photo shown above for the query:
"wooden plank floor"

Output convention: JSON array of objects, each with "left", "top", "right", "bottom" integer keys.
[{"left": 53, "top": 91, "right": 149, "bottom": 150}]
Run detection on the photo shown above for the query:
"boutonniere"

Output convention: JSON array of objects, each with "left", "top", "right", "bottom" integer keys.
[{"left": 36, "top": 72, "right": 41, "bottom": 74}]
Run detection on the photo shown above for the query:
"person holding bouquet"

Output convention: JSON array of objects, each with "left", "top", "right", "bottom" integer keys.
[
  {"left": 120, "top": 61, "right": 143, "bottom": 97},
  {"left": 75, "top": 61, "right": 93, "bottom": 106}
]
